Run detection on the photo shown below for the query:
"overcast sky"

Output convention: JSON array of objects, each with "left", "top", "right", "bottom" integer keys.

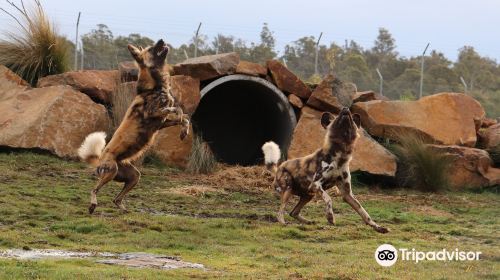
[{"left": 1, "top": 0, "right": 498, "bottom": 61}]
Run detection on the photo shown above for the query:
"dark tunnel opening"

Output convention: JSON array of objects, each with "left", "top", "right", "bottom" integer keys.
[{"left": 192, "top": 75, "right": 297, "bottom": 166}]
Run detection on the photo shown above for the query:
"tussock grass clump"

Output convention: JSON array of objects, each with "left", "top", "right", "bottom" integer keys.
[
  {"left": 392, "top": 132, "right": 451, "bottom": 192},
  {"left": 0, "top": 0, "right": 70, "bottom": 85},
  {"left": 110, "top": 81, "right": 135, "bottom": 131},
  {"left": 187, "top": 135, "right": 217, "bottom": 174}
]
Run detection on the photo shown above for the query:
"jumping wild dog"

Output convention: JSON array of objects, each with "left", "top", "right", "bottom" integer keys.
[
  {"left": 262, "top": 107, "right": 389, "bottom": 233},
  {"left": 78, "top": 39, "right": 190, "bottom": 214}
]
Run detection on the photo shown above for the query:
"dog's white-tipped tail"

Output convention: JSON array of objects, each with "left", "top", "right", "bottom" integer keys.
[
  {"left": 262, "top": 141, "right": 280, "bottom": 174},
  {"left": 78, "top": 132, "right": 107, "bottom": 166}
]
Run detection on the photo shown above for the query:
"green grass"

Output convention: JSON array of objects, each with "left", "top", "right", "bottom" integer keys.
[{"left": 0, "top": 152, "right": 498, "bottom": 279}]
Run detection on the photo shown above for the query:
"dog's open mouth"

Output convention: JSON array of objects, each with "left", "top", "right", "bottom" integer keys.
[{"left": 153, "top": 39, "right": 168, "bottom": 56}]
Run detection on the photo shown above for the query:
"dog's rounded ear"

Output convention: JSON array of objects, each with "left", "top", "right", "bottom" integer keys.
[
  {"left": 352, "top": 113, "right": 361, "bottom": 128},
  {"left": 320, "top": 112, "right": 334, "bottom": 129},
  {"left": 128, "top": 44, "right": 142, "bottom": 62}
]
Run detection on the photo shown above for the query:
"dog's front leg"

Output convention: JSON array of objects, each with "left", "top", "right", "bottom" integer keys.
[
  {"left": 310, "top": 178, "right": 335, "bottom": 225},
  {"left": 340, "top": 175, "right": 389, "bottom": 233}
]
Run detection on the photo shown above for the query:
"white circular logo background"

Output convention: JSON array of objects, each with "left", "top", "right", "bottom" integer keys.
[{"left": 375, "top": 244, "right": 398, "bottom": 267}]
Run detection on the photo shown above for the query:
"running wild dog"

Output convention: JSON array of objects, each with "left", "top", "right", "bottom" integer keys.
[
  {"left": 78, "top": 39, "right": 190, "bottom": 214},
  {"left": 262, "top": 107, "right": 389, "bottom": 233}
]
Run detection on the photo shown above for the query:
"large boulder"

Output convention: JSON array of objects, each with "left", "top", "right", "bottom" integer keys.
[
  {"left": 478, "top": 123, "right": 500, "bottom": 149},
  {"left": 427, "top": 145, "right": 500, "bottom": 189},
  {"left": 287, "top": 94, "right": 304, "bottom": 109},
  {"left": 288, "top": 106, "right": 397, "bottom": 176},
  {"left": 151, "top": 126, "right": 193, "bottom": 168},
  {"left": 235, "top": 60, "right": 267, "bottom": 77},
  {"left": 173, "top": 52, "right": 239, "bottom": 81},
  {"left": 0, "top": 71, "right": 110, "bottom": 158},
  {"left": 118, "top": 61, "right": 139, "bottom": 82},
  {"left": 37, "top": 70, "right": 120, "bottom": 105},
  {"left": 170, "top": 75, "right": 200, "bottom": 115},
  {"left": 351, "top": 90, "right": 389, "bottom": 103},
  {"left": 352, "top": 93, "right": 486, "bottom": 147},
  {"left": 479, "top": 117, "right": 497, "bottom": 128},
  {"left": 0, "top": 65, "right": 30, "bottom": 93},
  {"left": 306, "top": 74, "right": 344, "bottom": 113},
  {"left": 267, "top": 60, "right": 311, "bottom": 99}
]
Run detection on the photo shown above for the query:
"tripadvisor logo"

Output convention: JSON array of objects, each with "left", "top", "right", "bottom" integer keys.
[
  {"left": 375, "top": 244, "right": 481, "bottom": 267},
  {"left": 375, "top": 244, "right": 398, "bottom": 267}
]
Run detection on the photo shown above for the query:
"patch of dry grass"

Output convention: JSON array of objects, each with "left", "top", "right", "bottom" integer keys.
[
  {"left": 186, "top": 135, "right": 217, "bottom": 174},
  {"left": 110, "top": 81, "right": 136, "bottom": 131},
  {"left": 0, "top": 0, "right": 69, "bottom": 85}
]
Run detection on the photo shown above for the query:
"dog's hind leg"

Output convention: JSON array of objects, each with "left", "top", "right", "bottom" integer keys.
[
  {"left": 275, "top": 171, "right": 293, "bottom": 224},
  {"left": 113, "top": 164, "right": 140, "bottom": 212},
  {"left": 277, "top": 188, "right": 292, "bottom": 225},
  {"left": 290, "top": 194, "right": 314, "bottom": 224},
  {"left": 89, "top": 168, "right": 117, "bottom": 214},
  {"left": 340, "top": 181, "right": 389, "bottom": 234}
]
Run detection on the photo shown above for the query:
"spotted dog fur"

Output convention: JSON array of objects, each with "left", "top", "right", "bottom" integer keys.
[
  {"left": 262, "top": 108, "right": 389, "bottom": 233},
  {"left": 78, "top": 39, "right": 190, "bottom": 214}
]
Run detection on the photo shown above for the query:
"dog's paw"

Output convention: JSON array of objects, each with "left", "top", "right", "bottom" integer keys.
[
  {"left": 375, "top": 226, "right": 390, "bottom": 234},
  {"left": 113, "top": 199, "right": 128, "bottom": 212},
  {"left": 277, "top": 218, "right": 287, "bottom": 225},
  {"left": 305, "top": 220, "right": 316, "bottom": 225},
  {"left": 326, "top": 213, "right": 335, "bottom": 225},
  {"left": 89, "top": 203, "right": 97, "bottom": 214},
  {"left": 180, "top": 128, "right": 189, "bottom": 140},
  {"left": 96, "top": 161, "right": 116, "bottom": 175}
]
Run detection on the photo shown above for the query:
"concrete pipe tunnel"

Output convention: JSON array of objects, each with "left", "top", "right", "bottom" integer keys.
[{"left": 191, "top": 74, "right": 297, "bottom": 166}]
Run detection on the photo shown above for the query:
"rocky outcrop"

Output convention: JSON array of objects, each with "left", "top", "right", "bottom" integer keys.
[
  {"left": 306, "top": 74, "right": 344, "bottom": 113},
  {"left": 235, "top": 61, "right": 267, "bottom": 77},
  {"left": 170, "top": 75, "right": 200, "bottom": 115},
  {"left": 351, "top": 90, "right": 389, "bottom": 103},
  {"left": 118, "top": 61, "right": 138, "bottom": 82},
  {"left": 478, "top": 123, "right": 500, "bottom": 149},
  {"left": 427, "top": 145, "right": 500, "bottom": 189},
  {"left": 173, "top": 52, "right": 239, "bottom": 81},
  {"left": 37, "top": 70, "right": 120, "bottom": 105},
  {"left": 151, "top": 126, "right": 193, "bottom": 168},
  {"left": 288, "top": 106, "right": 397, "bottom": 176},
  {"left": 351, "top": 130, "right": 397, "bottom": 177},
  {"left": 0, "top": 65, "right": 30, "bottom": 93},
  {"left": 267, "top": 60, "right": 311, "bottom": 99},
  {"left": 352, "top": 93, "right": 485, "bottom": 147},
  {"left": 0, "top": 73, "right": 110, "bottom": 158},
  {"left": 479, "top": 117, "right": 498, "bottom": 128},
  {"left": 287, "top": 94, "right": 304, "bottom": 109}
]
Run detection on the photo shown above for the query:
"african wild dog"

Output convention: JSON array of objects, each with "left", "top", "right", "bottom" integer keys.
[
  {"left": 262, "top": 107, "right": 389, "bottom": 233},
  {"left": 78, "top": 39, "right": 190, "bottom": 214}
]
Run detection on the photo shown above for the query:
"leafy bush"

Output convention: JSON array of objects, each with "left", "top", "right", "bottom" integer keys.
[
  {"left": 0, "top": 0, "right": 70, "bottom": 85},
  {"left": 392, "top": 132, "right": 451, "bottom": 192},
  {"left": 187, "top": 135, "right": 217, "bottom": 174}
]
